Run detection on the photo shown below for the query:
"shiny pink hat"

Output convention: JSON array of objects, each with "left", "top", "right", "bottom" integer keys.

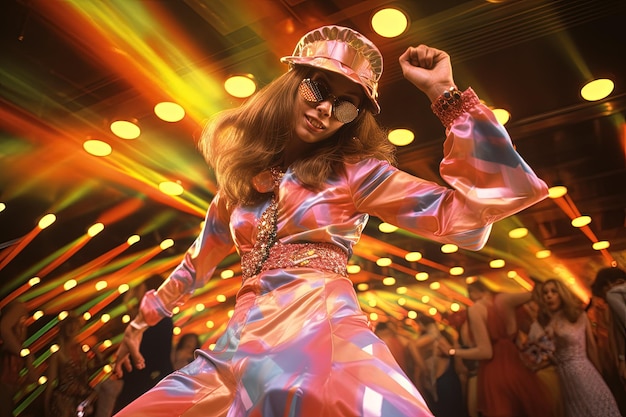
[{"left": 281, "top": 25, "right": 383, "bottom": 114}]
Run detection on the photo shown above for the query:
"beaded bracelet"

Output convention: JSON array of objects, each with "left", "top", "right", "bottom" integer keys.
[{"left": 431, "top": 87, "right": 480, "bottom": 128}]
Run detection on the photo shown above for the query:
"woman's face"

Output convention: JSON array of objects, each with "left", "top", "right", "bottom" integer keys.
[
  {"left": 542, "top": 282, "right": 562, "bottom": 312},
  {"left": 292, "top": 70, "right": 363, "bottom": 144}
]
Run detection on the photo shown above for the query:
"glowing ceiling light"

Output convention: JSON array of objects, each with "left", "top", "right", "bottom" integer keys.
[
  {"left": 95, "top": 281, "right": 107, "bottom": 291},
  {"left": 160, "top": 239, "right": 174, "bottom": 250},
  {"left": 368, "top": 299, "right": 377, "bottom": 307},
  {"left": 224, "top": 75, "right": 257, "bottom": 98},
  {"left": 29, "top": 277, "right": 40, "bottom": 286},
  {"left": 441, "top": 244, "right": 458, "bottom": 254},
  {"left": 369, "top": 312, "right": 379, "bottom": 321},
  {"left": 581, "top": 78, "right": 614, "bottom": 101},
  {"left": 535, "top": 249, "right": 551, "bottom": 259},
  {"left": 127, "top": 235, "right": 140, "bottom": 245},
  {"left": 376, "top": 257, "right": 392, "bottom": 267},
  {"left": 38, "top": 213, "right": 56, "bottom": 229},
  {"left": 592, "top": 241, "right": 610, "bottom": 250},
  {"left": 50, "top": 344, "right": 60, "bottom": 353},
  {"left": 465, "top": 276, "right": 477, "bottom": 284},
  {"left": 87, "top": 222, "right": 104, "bottom": 237},
  {"left": 450, "top": 266, "right": 464, "bottom": 276},
  {"left": 118, "top": 284, "right": 130, "bottom": 294},
  {"left": 228, "top": 310, "right": 234, "bottom": 318},
  {"left": 450, "top": 303, "right": 460, "bottom": 312},
  {"left": 206, "top": 320, "right": 215, "bottom": 328},
  {"left": 33, "top": 310, "right": 44, "bottom": 320},
  {"left": 195, "top": 303, "right": 205, "bottom": 312},
  {"left": 83, "top": 312, "right": 91, "bottom": 321},
  {"left": 101, "top": 314, "right": 110, "bottom": 323},
  {"left": 492, "top": 108, "right": 511, "bottom": 125},
  {"left": 548, "top": 186, "right": 567, "bottom": 199},
  {"left": 122, "top": 315, "right": 130, "bottom": 323},
  {"left": 81, "top": 344, "right": 90, "bottom": 352},
  {"left": 421, "top": 295, "right": 430, "bottom": 303},
  {"left": 83, "top": 139, "right": 112, "bottom": 156},
  {"left": 398, "top": 298, "right": 406, "bottom": 306},
  {"left": 173, "top": 327, "right": 182, "bottom": 335},
  {"left": 383, "top": 276, "right": 396, "bottom": 286},
  {"left": 508, "top": 227, "right": 528, "bottom": 239},
  {"left": 221, "top": 270, "right": 235, "bottom": 279},
  {"left": 571, "top": 216, "right": 591, "bottom": 228},
  {"left": 357, "top": 283, "right": 369, "bottom": 291},
  {"left": 20, "top": 348, "right": 30, "bottom": 357},
  {"left": 387, "top": 128, "right": 414, "bottom": 146},
  {"left": 405, "top": 252, "right": 422, "bottom": 262},
  {"left": 217, "top": 294, "right": 227, "bottom": 302},
  {"left": 415, "top": 272, "right": 429, "bottom": 281},
  {"left": 159, "top": 181, "right": 184, "bottom": 196},
  {"left": 408, "top": 311, "right": 417, "bottom": 319},
  {"left": 378, "top": 222, "right": 398, "bottom": 233},
  {"left": 103, "top": 364, "right": 113, "bottom": 374},
  {"left": 347, "top": 264, "right": 361, "bottom": 274},
  {"left": 371, "top": 8, "right": 408, "bottom": 38},
  {"left": 428, "top": 307, "right": 438, "bottom": 316},
  {"left": 64, "top": 279, "right": 77, "bottom": 291},
  {"left": 38, "top": 376, "right": 48, "bottom": 385},
  {"left": 429, "top": 281, "right": 441, "bottom": 290},
  {"left": 489, "top": 259, "right": 506, "bottom": 268},
  {"left": 154, "top": 101, "right": 185, "bottom": 122},
  {"left": 110, "top": 120, "right": 140, "bottom": 139},
  {"left": 396, "top": 286, "right": 408, "bottom": 295},
  {"left": 0, "top": 202, "right": 5, "bottom": 212},
  {"left": 507, "top": 270, "right": 519, "bottom": 278},
  {"left": 172, "top": 307, "right": 180, "bottom": 314}
]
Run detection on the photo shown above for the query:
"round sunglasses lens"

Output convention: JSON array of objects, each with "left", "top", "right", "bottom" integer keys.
[{"left": 334, "top": 101, "right": 358, "bottom": 123}]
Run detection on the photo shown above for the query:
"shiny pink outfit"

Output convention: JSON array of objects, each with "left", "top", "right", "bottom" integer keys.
[{"left": 115, "top": 90, "right": 548, "bottom": 417}]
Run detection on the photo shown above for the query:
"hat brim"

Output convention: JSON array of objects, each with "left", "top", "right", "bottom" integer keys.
[{"left": 281, "top": 56, "right": 380, "bottom": 114}]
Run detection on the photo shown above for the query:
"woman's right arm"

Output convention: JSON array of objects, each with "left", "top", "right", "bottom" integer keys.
[{"left": 114, "top": 193, "right": 234, "bottom": 377}]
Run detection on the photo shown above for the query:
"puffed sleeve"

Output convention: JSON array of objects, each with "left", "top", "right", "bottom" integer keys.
[
  {"left": 348, "top": 89, "right": 548, "bottom": 250},
  {"left": 137, "top": 191, "right": 234, "bottom": 327}
]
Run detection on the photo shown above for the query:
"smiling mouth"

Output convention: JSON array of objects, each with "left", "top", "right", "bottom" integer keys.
[{"left": 306, "top": 115, "right": 325, "bottom": 130}]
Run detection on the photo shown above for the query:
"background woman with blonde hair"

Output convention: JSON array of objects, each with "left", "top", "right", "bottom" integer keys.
[{"left": 537, "top": 279, "right": 621, "bottom": 417}]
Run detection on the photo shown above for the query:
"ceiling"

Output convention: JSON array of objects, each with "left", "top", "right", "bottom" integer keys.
[{"left": 1, "top": 0, "right": 626, "bottom": 355}]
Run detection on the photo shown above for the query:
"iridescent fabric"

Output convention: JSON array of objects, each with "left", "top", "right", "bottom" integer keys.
[{"left": 116, "top": 96, "right": 548, "bottom": 417}]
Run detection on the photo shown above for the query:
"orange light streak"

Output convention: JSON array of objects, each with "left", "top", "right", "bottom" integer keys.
[
  {"left": 0, "top": 227, "right": 43, "bottom": 271},
  {"left": 37, "top": 235, "right": 90, "bottom": 278}
]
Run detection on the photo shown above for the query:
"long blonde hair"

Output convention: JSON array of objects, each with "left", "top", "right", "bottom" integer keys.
[
  {"left": 198, "top": 66, "right": 395, "bottom": 205},
  {"left": 537, "top": 279, "right": 583, "bottom": 325}
]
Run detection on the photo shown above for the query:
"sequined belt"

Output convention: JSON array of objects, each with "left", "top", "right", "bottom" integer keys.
[{"left": 241, "top": 242, "right": 348, "bottom": 280}]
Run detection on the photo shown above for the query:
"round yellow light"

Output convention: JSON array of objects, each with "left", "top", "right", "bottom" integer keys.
[
  {"left": 378, "top": 222, "right": 398, "bottom": 233},
  {"left": 592, "top": 241, "right": 610, "bottom": 250},
  {"left": 535, "top": 249, "right": 551, "bottom": 259},
  {"left": 548, "top": 186, "right": 568, "bottom": 199},
  {"left": 383, "top": 276, "right": 396, "bottom": 286},
  {"left": 571, "top": 216, "right": 591, "bottom": 228},
  {"left": 371, "top": 8, "right": 408, "bottom": 38},
  {"left": 387, "top": 128, "right": 414, "bottom": 146},
  {"left": 415, "top": 272, "right": 429, "bottom": 281},
  {"left": 581, "top": 78, "right": 614, "bottom": 101},
  {"left": 159, "top": 181, "right": 184, "bottom": 196},
  {"left": 224, "top": 75, "right": 257, "bottom": 98},
  {"left": 492, "top": 108, "right": 511, "bottom": 125},
  {"left": 489, "top": 259, "right": 506, "bottom": 269},
  {"left": 508, "top": 227, "right": 528, "bottom": 239},
  {"left": 405, "top": 252, "right": 422, "bottom": 262},
  {"left": 441, "top": 244, "right": 458, "bottom": 254},
  {"left": 83, "top": 139, "right": 112, "bottom": 156},
  {"left": 154, "top": 102, "right": 185, "bottom": 122},
  {"left": 450, "top": 266, "right": 464, "bottom": 276},
  {"left": 376, "top": 257, "right": 392, "bottom": 267},
  {"left": 110, "top": 120, "right": 140, "bottom": 139}
]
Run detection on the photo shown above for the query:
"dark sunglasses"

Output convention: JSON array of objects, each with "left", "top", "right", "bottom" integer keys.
[{"left": 298, "top": 78, "right": 359, "bottom": 124}]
